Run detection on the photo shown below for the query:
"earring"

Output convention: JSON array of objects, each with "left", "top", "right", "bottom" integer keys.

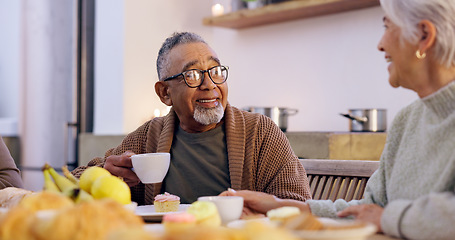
[{"left": 416, "top": 50, "right": 426, "bottom": 59}]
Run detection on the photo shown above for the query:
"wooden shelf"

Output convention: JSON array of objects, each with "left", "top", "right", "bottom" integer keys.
[{"left": 203, "top": 0, "right": 380, "bottom": 29}]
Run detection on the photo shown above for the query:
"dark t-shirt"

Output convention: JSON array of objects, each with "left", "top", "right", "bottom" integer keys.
[{"left": 161, "top": 124, "right": 230, "bottom": 203}]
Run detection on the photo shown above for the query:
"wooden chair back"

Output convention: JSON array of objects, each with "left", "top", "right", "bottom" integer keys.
[{"left": 300, "top": 159, "right": 379, "bottom": 201}]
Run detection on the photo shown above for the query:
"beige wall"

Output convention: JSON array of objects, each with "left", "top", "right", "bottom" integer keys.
[{"left": 95, "top": 1, "right": 417, "bottom": 134}]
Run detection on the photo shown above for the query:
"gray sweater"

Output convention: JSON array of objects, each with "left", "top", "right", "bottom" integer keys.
[{"left": 307, "top": 81, "right": 455, "bottom": 240}]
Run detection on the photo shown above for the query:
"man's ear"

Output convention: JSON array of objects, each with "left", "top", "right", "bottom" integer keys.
[
  {"left": 417, "top": 20, "right": 436, "bottom": 53},
  {"left": 155, "top": 81, "right": 172, "bottom": 106}
]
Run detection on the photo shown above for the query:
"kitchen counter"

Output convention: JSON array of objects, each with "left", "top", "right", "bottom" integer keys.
[
  {"left": 78, "top": 133, "right": 125, "bottom": 167},
  {"left": 79, "top": 131, "right": 386, "bottom": 166},
  {"left": 285, "top": 131, "right": 386, "bottom": 160}
]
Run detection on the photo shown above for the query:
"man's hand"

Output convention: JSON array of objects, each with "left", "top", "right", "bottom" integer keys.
[
  {"left": 104, "top": 151, "right": 141, "bottom": 187},
  {"left": 337, "top": 204, "right": 383, "bottom": 232}
]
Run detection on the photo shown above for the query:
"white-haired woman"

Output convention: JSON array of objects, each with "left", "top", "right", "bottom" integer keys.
[{"left": 221, "top": 0, "right": 455, "bottom": 239}]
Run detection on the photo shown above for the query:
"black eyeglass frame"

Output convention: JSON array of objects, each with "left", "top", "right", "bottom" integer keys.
[{"left": 162, "top": 65, "right": 229, "bottom": 88}]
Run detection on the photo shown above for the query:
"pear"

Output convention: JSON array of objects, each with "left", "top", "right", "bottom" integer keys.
[
  {"left": 91, "top": 175, "right": 131, "bottom": 205},
  {"left": 79, "top": 166, "right": 111, "bottom": 194}
]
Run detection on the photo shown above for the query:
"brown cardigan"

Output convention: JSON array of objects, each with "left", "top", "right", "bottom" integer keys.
[{"left": 73, "top": 104, "right": 311, "bottom": 205}]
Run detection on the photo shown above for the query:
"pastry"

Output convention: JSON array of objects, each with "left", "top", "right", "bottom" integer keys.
[
  {"left": 160, "top": 219, "right": 299, "bottom": 240},
  {"left": 323, "top": 219, "right": 367, "bottom": 230},
  {"left": 162, "top": 212, "right": 196, "bottom": 232},
  {"left": 19, "top": 191, "right": 74, "bottom": 211},
  {"left": 266, "top": 206, "right": 301, "bottom": 223},
  {"left": 107, "top": 227, "right": 157, "bottom": 240},
  {"left": 33, "top": 199, "right": 144, "bottom": 240},
  {"left": 186, "top": 201, "right": 221, "bottom": 227},
  {"left": 154, "top": 192, "right": 180, "bottom": 212},
  {"left": 280, "top": 212, "right": 323, "bottom": 231},
  {"left": 0, "top": 187, "right": 34, "bottom": 209},
  {"left": 1, "top": 197, "right": 144, "bottom": 240}
]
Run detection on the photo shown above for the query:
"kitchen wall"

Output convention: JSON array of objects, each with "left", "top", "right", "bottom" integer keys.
[
  {"left": 95, "top": 0, "right": 416, "bottom": 134},
  {"left": 0, "top": 0, "right": 419, "bottom": 190},
  {"left": 0, "top": 0, "right": 76, "bottom": 190},
  {"left": 0, "top": 1, "right": 21, "bottom": 134}
]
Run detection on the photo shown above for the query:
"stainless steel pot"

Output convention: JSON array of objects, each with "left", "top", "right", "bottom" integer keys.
[
  {"left": 340, "top": 109, "right": 387, "bottom": 132},
  {"left": 244, "top": 107, "right": 298, "bottom": 132}
]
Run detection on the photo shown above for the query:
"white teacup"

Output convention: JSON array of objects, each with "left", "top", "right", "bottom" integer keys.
[
  {"left": 131, "top": 152, "right": 170, "bottom": 183},
  {"left": 197, "top": 196, "right": 244, "bottom": 224}
]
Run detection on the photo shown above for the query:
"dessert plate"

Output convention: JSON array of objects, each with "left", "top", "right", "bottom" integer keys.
[
  {"left": 143, "top": 223, "right": 164, "bottom": 234},
  {"left": 228, "top": 217, "right": 376, "bottom": 240},
  {"left": 291, "top": 218, "right": 376, "bottom": 240},
  {"left": 135, "top": 204, "right": 191, "bottom": 222},
  {"left": 227, "top": 217, "right": 273, "bottom": 228}
]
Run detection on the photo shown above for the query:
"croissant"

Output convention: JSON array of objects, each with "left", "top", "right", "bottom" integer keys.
[{"left": 33, "top": 199, "right": 144, "bottom": 240}]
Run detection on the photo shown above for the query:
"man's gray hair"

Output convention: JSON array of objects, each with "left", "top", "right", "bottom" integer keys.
[
  {"left": 156, "top": 32, "right": 207, "bottom": 80},
  {"left": 380, "top": 0, "right": 455, "bottom": 67}
]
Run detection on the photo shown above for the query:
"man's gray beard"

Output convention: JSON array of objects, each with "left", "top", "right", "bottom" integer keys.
[{"left": 193, "top": 104, "right": 224, "bottom": 125}]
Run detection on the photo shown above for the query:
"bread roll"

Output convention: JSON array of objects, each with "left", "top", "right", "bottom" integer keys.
[
  {"left": 19, "top": 191, "right": 74, "bottom": 211},
  {"left": 0, "top": 206, "right": 37, "bottom": 240},
  {"left": 33, "top": 199, "right": 144, "bottom": 240},
  {"left": 163, "top": 212, "right": 196, "bottom": 233},
  {"left": 0, "top": 187, "right": 34, "bottom": 208},
  {"left": 266, "top": 206, "right": 301, "bottom": 223},
  {"left": 280, "top": 212, "right": 323, "bottom": 231}
]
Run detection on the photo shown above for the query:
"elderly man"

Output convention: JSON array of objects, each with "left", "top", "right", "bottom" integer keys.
[{"left": 73, "top": 32, "right": 310, "bottom": 205}]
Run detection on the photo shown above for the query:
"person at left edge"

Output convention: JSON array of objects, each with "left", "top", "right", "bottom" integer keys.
[{"left": 0, "top": 136, "right": 23, "bottom": 189}]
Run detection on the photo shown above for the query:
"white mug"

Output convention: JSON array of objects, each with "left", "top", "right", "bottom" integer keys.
[
  {"left": 131, "top": 152, "right": 170, "bottom": 183},
  {"left": 198, "top": 196, "right": 244, "bottom": 224}
]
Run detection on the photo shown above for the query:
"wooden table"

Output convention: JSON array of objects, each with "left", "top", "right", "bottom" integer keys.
[
  {"left": 368, "top": 234, "right": 401, "bottom": 240},
  {"left": 145, "top": 223, "right": 401, "bottom": 239}
]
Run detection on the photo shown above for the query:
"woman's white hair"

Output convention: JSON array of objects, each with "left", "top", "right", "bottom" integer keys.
[{"left": 380, "top": 0, "right": 455, "bottom": 67}]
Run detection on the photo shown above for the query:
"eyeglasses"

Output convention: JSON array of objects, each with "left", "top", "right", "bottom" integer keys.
[{"left": 163, "top": 65, "right": 229, "bottom": 88}]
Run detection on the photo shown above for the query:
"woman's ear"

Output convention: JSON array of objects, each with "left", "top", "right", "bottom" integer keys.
[
  {"left": 155, "top": 81, "right": 172, "bottom": 106},
  {"left": 418, "top": 20, "right": 436, "bottom": 53}
]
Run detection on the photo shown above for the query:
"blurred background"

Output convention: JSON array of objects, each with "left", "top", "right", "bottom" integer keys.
[{"left": 0, "top": 0, "right": 416, "bottom": 190}]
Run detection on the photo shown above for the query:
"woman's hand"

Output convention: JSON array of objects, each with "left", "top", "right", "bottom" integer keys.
[
  {"left": 220, "top": 189, "right": 281, "bottom": 215},
  {"left": 337, "top": 204, "right": 383, "bottom": 232},
  {"left": 220, "top": 189, "right": 310, "bottom": 217},
  {"left": 104, "top": 151, "right": 140, "bottom": 187}
]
